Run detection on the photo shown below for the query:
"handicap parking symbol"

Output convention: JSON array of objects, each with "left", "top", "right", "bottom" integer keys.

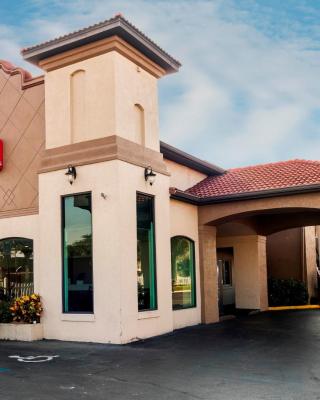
[{"left": 9, "top": 355, "right": 59, "bottom": 363}]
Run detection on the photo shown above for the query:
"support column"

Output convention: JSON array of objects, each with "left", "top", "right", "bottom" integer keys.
[
  {"left": 234, "top": 235, "right": 268, "bottom": 310},
  {"left": 198, "top": 225, "right": 219, "bottom": 324},
  {"left": 303, "top": 226, "right": 318, "bottom": 300},
  {"left": 258, "top": 236, "right": 268, "bottom": 310},
  {"left": 216, "top": 235, "right": 268, "bottom": 311}
]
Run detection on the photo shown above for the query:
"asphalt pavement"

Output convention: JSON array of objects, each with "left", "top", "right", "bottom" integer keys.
[{"left": 0, "top": 310, "right": 320, "bottom": 400}]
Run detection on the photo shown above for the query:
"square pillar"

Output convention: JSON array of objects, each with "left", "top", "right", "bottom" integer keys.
[
  {"left": 198, "top": 225, "right": 219, "bottom": 324},
  {"left": 258, "top": 236, "right": 268, "bottom": 310},
  {"left": 234, "top": 236, "right": 268, "bottom": 310},
  {"left": 303, "top": 226, "right": 318, "bottom": 300},
  {"left": 217, "top": 235, "right": 268, "bottom": 311}
]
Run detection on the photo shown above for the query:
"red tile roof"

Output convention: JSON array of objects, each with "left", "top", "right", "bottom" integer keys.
[
  {"left": 0, "top": 60, "right": 44, "bottom": 90},
  {"left": 0, "top": 60, "right": 32, "bottom": 82},
  {"left": 186, "top": 159, "right": 320, "bottom": 199}
]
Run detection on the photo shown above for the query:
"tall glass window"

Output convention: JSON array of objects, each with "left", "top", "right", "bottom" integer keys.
[
  {"left": 137, "top": 193, "right": 157, "bottom": 311},
  {"left": 171, "top": 236, "right": 196, "bottom": 310},
  {"left": 0, "top": 238, "right": 33, "bottom": 298},
  {"left": 62, "top": 193, "right": 93, "bottom": 313}
]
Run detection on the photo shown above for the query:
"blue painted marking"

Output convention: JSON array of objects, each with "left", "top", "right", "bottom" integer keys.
[{"left": 0, "top": 368, "right": 9, "bottom": 373}]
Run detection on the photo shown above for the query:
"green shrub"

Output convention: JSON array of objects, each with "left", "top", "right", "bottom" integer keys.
[
  {"left": 0, "top": 288, "right": 12, "bottom": 323},
  {"left": 268, "top": 278, "right": 308, "bottom": 306},
  {"left": 0, "top": 300, "right": 12, "bottom": 323}
]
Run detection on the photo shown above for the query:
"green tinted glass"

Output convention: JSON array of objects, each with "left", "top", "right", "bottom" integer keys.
[
  {"left": 62, "top": 193, "right": 93, "bottom": 313},
  {"left": 171, "top": 237, "right": 196, "bottom": 310},
  {"left": 0, "top": 238, "right": 33, "bottom": 298},
  {"left": 137, "top": 193, "right": 157, "bottom": 311}
]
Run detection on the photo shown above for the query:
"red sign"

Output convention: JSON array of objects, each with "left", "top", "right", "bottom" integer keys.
[{"left": 0, "top": 140, "right": 3, "bottom": 170}]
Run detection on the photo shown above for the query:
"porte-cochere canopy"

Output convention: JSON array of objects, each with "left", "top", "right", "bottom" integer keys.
[
  {"left": 170, "top": 158, "right": 320, "bottom": 325},
  {"left": 170, "top": 159, "right": 320, "bottom": 233}
]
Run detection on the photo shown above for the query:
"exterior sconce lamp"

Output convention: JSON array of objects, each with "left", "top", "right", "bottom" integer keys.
[
  {"left": 144, "top": 166, "right": 156, "bottom": 185},
  {"left": 65, "top": 165, "right": 77, "bottom": 185}
]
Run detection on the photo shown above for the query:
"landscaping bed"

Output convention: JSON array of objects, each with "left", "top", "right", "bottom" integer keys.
[
  {"left": 0, "top": 291, "right": 43, "bottom": 341},
  {"left": 0, "top": 322, "right": 43, "bottom": 341}
]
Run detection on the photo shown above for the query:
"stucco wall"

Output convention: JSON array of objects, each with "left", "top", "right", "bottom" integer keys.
[
  {"left": 304, "top": 226, "right": 318, "bottom": 299},
  {"left": 114, "top": 52, "right": 159, "bottom": 151},
  {"left": 38, "top": 159, "right": 172, "bottom": 344},
  {"left": 45, "top": 51, "right": 159, "bottom": 151},
  {"left": 267, "top": 226, "right": 318, "bottom": 299},
  {"left": 45, "top": 52, "right": 115, "bottom": 148},
  {"left": 164, "top": 159, "right": 207, "bottom": 191},
  {"left": 199, "top": 192, "right": 320, "bottom": 227},
  {"left": 199, "top": 225, "right": 219, "bottom": 323},
  {"left": 170, "top": 199, "right": 201, "bottom": 330},
  {"left": 116, "top": 161, "right": 172, "bottom": 342},
  {"left": 0, "top": 69, "right": 45, "bottom": 216},
  {"left": 267, "top": 228, "right": 302, "bottom": 281},
  {"left": 39, "top": 160, "right": 121, "bottom": 343},
  {"left": 217, "top": 235, "right": 268, "bottom": 310}
]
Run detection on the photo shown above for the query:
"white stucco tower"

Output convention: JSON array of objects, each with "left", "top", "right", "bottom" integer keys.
[{"left": 22, "top": 15, "right": 181, "bottom": 343}]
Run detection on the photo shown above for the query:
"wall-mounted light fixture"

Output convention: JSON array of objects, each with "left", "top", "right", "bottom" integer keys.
[
  {"left": 144, "top": 166, "right": 156, "bottom": 186},
  {"left": 65, "top": 165, "right": 77, "bottom": 185}
]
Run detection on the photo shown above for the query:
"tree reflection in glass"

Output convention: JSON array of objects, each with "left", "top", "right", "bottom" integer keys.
[{"left": 63, "top": 193, "right": 93, "bottom": 313}]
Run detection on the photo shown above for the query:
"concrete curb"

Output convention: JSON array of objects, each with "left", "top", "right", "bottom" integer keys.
[{"left": 268, "top": 305, "right": 320, "bottom": 311}]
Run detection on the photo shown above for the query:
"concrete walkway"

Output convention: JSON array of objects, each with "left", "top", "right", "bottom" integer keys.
[{"left": 0, "top": 310, "right": 320, "bottom": 399}]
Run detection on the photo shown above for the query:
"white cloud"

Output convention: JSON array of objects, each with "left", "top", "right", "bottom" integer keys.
[
  {"left": 0, "top": 0, "right": 320, "bottom": 167},
  {"left": 0, "top": 24, "right": 23, "bottom": 66}
]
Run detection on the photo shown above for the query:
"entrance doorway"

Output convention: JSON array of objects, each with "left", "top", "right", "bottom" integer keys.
[{"left": 217, "top": 247, "right": 235, "bottom": 316}]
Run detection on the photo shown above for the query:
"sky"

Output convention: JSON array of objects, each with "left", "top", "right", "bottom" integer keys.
[{"left": 1, "top": 0, "right": 320, "bottom": 168}]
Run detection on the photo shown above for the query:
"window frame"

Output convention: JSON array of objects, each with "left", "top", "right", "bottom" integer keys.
[
  {"left": 61, "top": 191, "right": 94, "bottom": 314},
  {"left": 136, "top": 191, "right": 158, "bottom": 312},
  {"left": 171, "top": 235, "right": 196, "bottom": 311}
]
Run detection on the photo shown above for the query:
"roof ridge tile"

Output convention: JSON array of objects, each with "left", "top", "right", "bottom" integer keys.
[{"left": 228, "top": 159, "right": 320, "bottom": 172}]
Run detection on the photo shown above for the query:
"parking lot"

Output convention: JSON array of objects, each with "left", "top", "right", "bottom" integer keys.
[{"left": 0, "top": 310, "right": 320, "bottom": 399}]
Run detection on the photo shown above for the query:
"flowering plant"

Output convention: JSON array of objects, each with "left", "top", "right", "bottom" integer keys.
[{"left": 10, "top": 294, "right": 43, "bottom": 324}]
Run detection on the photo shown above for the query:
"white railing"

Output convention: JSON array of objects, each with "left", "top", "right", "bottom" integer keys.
[
  {"left": 11, "top": 282, "right": 34, "bottom": 298},
  {"left": 175, "top": 276, "right": 191, "bottom": 286}
]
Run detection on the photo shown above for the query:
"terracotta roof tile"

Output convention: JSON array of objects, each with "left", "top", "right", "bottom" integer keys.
[
  {"left": 186, "top": 159, "right": 320, "bottom": 199},
  {"left": 0, "top": 60, "right": 32, "bottom": 81}
]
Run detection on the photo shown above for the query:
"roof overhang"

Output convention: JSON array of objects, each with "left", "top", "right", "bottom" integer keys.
[
  {"left": 170, "top": 183, "right": 320, "bottom": 205},
  {"left": 161, "top": 141, "right": 225, "bottom": 176},
  {"left": 21, "top": 15, "right": 181, "bottom": 74}
]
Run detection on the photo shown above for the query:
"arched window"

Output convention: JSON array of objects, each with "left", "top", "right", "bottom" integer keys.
[
  {"left": 0, "top": 238, "right": 33, "bottom": 298},
  {"left": 171, "top": 236, "right": 196, "bottom": 310},
  {"left": 134, "top": 104, "right": 145, "bottom": 145},
  {"left": 70, "top": 70, "right": 86, "bottom": 143}
]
